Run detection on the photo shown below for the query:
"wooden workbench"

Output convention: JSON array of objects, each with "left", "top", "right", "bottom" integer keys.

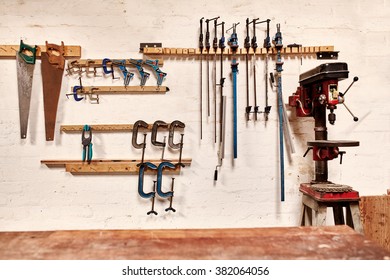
[{"left": 0, "top": 226, "right": 388, "bottom": 260}]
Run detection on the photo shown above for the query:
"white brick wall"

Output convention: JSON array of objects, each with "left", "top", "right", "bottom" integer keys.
[{"left": 0, "top": 0, "right": 389, "bottom": 231}]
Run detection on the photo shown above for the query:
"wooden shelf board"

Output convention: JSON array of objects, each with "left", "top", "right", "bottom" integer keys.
[
  {"left": 142, "top": 45, "right": 335, "bottom": 56},
  {"left": 69, "top": 86, "right": 169, "bottom": 95},
  {"left": 69, "top": 58, "right": 164, "bottom": 67},
  {"left": 60, "top": 123, "right": 179, "bottom": 132},
  {"left": 41, "top": 159, "right": 192, "bottom": 174}
]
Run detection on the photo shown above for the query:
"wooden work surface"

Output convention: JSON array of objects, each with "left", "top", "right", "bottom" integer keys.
[{"left": 0, "top": 226, "right": 388, "bottom": 260}]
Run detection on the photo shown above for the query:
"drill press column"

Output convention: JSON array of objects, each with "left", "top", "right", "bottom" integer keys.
[{"left": 313, "top": 104, "right": 328, "bottom": 183}]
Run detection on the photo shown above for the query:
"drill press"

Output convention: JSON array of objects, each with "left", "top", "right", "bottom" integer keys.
[{"left": 289, "top": 62, "right": 359, "bottom": 196}]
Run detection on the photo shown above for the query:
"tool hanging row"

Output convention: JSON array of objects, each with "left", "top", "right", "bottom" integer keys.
[
  {"left": 142, "top": 45, "right": 334, "bottom": 55},
  {"left": 195, "top": 17, "right": 299, "bottom": 200},
  {"left": 43, "top": 120, "right": 187, "bottom": 215},
  {"left": 67, "top": 58, "right": 167, "bottom": 87},
  {"left": 66, "top": 58, "right": 168, "bottom": 103},
  {"left": 17, "top": 40, "right": 68, "bottom": 141},
  {"left": 132, "top": 120, "right": 185, "bottom": 215},
  {"left": 196, "top": 17, "right": 285, "bottom": 182},
  {"left": 12, "top": 39, "right": 169, "bottom": 140}
]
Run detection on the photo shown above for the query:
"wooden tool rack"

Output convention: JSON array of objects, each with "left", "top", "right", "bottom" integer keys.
[
  {"left": 42, "top": 123, "right": 191, "bottom": 175},
  {"left": 0, "top": 44, "right": 81, "bottom": 58}
]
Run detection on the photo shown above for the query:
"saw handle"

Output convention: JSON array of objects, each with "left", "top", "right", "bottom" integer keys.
[
  {"left": 45, "top": 41, "right": 65, "bottom": 69},
  {"left": 18, "top": 40, "right": 37, "bottom": 64}
]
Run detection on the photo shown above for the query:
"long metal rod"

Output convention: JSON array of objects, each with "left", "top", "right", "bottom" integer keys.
[
  {"left": 244, "top": 18, "right": 251, "bottom": 121},
  {"left": 214, "top": 53, "right": 217, "bottom": 143},
  {"left": 265, "top": 53, "right": 270, "bottom": 121},
  {"left": 217, "top": 21, "right": 225, "bottom": 144},
  {"left": 253, "top": 53, "right": 258, "bottom": 120},
  {"left": 213, "top": 18, "right": 219, "bottom": 144},
  {"left": 251, "top": 18, "right": 259, "bottom": 121},
  {"left": 245, "top": 53, "right": 250, "bottom": 121},
  {"left": 282, "top": 96, "right": 295, "bottom": 154},
  {"left": 205, "top": 17, "right": 219, "bottom": 119},
  {"left": 200, "top": 53, "right": 203, "bottom": 140},
  {"left": 227, "top": 22, "right": 239, "bottom": 159},
  {"left": 232, "top": 59, "right": 238, "bottom": 158},
  {"left": 274, "top": 23, "right": 285, "bottom": 202},
  {"left": 199, "top": 17, "right": 204, "bottom": 140},
  {"left": 214, "top": 96, "right": 226, "bottom": 181},
  {"left": 264, "top": 19, "right": 271, "bottom": 121},
  {"left": 219, "top": 52, "right": 224, "bottom": 142},
  {"left": 277, "top": 72, "right": 285, "bottom": 201},
  {"left": 206, "top": 54, "right": 210, "bottom": 116}
]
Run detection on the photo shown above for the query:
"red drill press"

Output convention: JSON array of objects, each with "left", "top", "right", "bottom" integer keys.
[{"left": 289, "top": 62, "right": 359, "bottom": 198}]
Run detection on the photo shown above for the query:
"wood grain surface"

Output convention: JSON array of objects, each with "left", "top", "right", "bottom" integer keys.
[{"left": 0, "top": 226, "right": 389, "bottom": 260}]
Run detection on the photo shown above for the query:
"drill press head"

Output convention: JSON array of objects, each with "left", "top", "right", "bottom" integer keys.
[{"left": 289, "top": 62, "right": 349, "bottom": 124}]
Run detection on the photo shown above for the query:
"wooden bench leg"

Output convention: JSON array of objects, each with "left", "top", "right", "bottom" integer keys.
[
  {"left": 346, "top": 202, "right": 364, "bottom": 234},
  {"left": 300, "top": 204, "right": 305, "bottom": 226},
  {"left": 315, "top": 205, "right": 327, "bottom": 226},
  {"left": 333, "top": 205, "right": 345, "bottom": 225},
  {"left": 301, "top": 205, "right": 313, "bottom": 226}
]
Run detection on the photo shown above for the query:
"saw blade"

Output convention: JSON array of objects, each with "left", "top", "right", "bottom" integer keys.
[
  {"left": 16, "top": 53, "right": 35, "bottom": 139},
  {"left": 41, "top": 52, "right": 64, "bottom": 141}
]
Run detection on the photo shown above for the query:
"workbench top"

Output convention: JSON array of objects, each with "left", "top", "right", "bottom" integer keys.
[{"left": 0, "top": 226, "right": 388, "bottom": 260}]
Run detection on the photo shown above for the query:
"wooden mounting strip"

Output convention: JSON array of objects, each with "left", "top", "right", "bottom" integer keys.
[
  {"left": 70, "top": 86, "right": 169, "bottom": 95},
  {"left": 41, "top": 159, "right": 192, "bottom": 175},
  {"left": 0, "top": 45, "right": 81, "bottom": 58},
  {"left": 69, "top": 58, "right": 164, "bottom": 68},
  {"left": 142, "top": 45, "right": 335, "bottom": 56},
  {"left": 60, "top": 122, "right": 176, "bottom": 132}
]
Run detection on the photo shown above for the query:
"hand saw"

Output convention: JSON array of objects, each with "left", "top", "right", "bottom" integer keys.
[
  {"left": 16, "top": 40, "right": 37, "bottom": 139},
  {"left": 41, "top": 41, "right": 65, "bottom": 141}
]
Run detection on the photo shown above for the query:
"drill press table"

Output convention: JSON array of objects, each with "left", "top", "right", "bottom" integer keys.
[{"left": 0, "top": 226, "right": 388, "bottom": 259}]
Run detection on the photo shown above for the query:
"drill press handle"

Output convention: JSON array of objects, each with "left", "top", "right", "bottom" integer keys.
[{"left": 338, "top": 76, "right": 359, "bottom": 122}]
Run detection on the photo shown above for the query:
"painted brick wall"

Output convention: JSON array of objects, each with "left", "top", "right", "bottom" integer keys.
[{"left": 0, "top": 0, "right": 389, "bottom": 231}]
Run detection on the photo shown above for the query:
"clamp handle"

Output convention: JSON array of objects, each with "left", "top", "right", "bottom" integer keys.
[{"left": 18, "top": 40, "right": 37, "bottom": 64}]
